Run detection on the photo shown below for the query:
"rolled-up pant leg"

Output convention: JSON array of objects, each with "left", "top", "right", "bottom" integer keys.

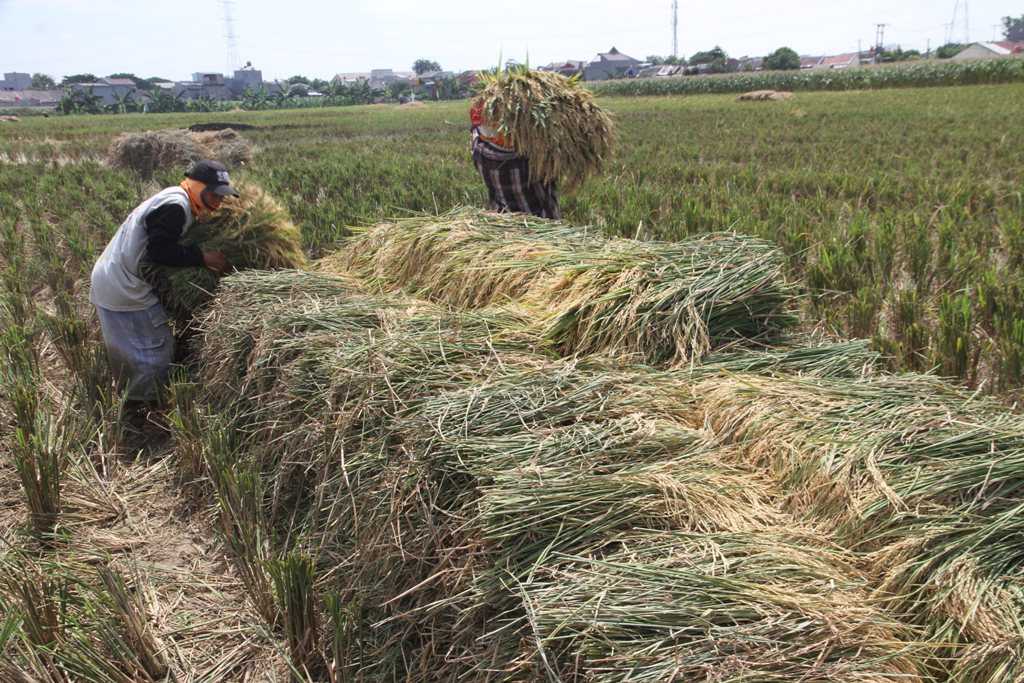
[{"left": 95, "top": 303, "right": 174, "bottom": 402}]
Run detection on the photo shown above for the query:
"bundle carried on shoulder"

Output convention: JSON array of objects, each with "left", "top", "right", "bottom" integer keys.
[
  {"left": 475, "top": 66, "right": 614, "bottom": 188},
  {"left": 142, "top": 180, "right": 306, "bottom": 325}
]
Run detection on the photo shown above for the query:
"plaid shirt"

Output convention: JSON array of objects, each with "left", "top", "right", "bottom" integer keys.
[{"left": 471, "top": 133, "right": 561, "bottom": 220}]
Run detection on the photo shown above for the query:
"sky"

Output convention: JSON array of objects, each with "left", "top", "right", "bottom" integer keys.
[{"left": 0, "top": 0, "right": 1020, "bottom": 81}]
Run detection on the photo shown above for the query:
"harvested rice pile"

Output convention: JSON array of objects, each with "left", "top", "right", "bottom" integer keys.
[
  {"left": 141, "top": 180, "right": 305, "bottom": 326},
  {"left": 166, "top": 211, "right": 1024, "bottom": 680},
  {"left": 107, "top": 128, "right": 254, "bottom": 178},
  {"left": 696, "top": 372, "right": 1024, "bottom": 679},
  {"left": 173, "top": 269, "right": 926, "bottom": 680},
  {"left": 328, "top": 208, "right": 796, "bottom": 365},
  {"left": 474, "top": 66, "right": 614, "bottom": 187}
]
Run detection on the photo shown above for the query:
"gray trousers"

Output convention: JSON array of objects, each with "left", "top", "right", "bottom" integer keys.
[{"left": 95, "top": 302, "right": 174, "bottom": 402}]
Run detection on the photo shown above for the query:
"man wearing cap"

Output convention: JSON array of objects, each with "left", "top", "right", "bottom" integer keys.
[{"left": 90, "top": 160, "right": 239, "bottom": 423}]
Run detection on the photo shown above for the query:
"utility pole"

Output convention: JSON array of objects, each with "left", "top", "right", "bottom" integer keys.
[
  {"left": 672, "top": 0, "right": 679, "bottom": 59},
  {"left": 875, "top": 24, "right": 888, "bottom": 62},
  {"left": 949, "top": 1, "right": 960, "bottom": 44},
  {"left": 221, "top": 0, "right": 240, "bottom": 74},
  {"left": 926, "top": 38, "right": 931, "bottom": 59},
  {"left": 963, "top": 0, "right": 969, "bottom": 44}
]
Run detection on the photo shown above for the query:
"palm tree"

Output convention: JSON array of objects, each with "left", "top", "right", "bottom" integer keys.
[
  {"left": 147, "top": 88, "right": 185, "bottom": 113},
  {"left": 110, "top": 90, "right": 136, "bottom": 114}
]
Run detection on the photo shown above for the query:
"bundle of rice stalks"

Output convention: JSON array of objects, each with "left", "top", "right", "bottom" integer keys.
[
  {"left": 193, "top": 270, "right": 373, "bottom": 398},
  {"left": 697, "top": 337, "right": 880, "bottom": 378},
  {"left": 334, "top": 208, "right": 796, "bottom": 364},
  {"left": 107, "top": 128, "right": 254, "bottom": 178},
  {"left": 524, "top": 530, "right": 923, "bottom": 681},
  {"left": 475, "top": 65, "right": 614, "bottom": 187},
  {"left": 694, "top": 371, "right": 1024, "bottom": 677},
  {"left": 469, "top": 436, "right": 783, "bottom": 579},
  {"left": 141, "top": 181, "right": 306, "bottom": 326}
]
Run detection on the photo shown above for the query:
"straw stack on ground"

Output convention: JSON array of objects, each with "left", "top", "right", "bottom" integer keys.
[
  {"left": 474, "top": 65, "right": 614, "bottom": 187},
  {"left": 329, "top": 208, "right": 796, "bottom": 365},
  {"left": 141, "top": 180, "right": 306, "bottom": 326},
  {"left": 169, "top": 268, "right": 927, "bottom": 680},
  {"left": 695, "top": 372, "right": 1024, "bottom": 679},
  {"left": 107, "top": 128, "right": 254, "bottom": 178}
]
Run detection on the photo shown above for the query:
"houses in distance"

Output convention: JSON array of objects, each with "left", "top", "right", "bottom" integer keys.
[
  {"left": 952, "top": 41, "right": 1024, "bottom": 61},
  {"left": 539, "top": 39, "right": 1024, "bottom": 82},
  {"left": 4, "top": 38, "right": 1023, "bottom": 112}
]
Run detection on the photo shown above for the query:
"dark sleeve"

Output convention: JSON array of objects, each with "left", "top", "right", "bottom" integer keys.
[{"left": 144, "top": 204, "right": 204, "bottom": 267}]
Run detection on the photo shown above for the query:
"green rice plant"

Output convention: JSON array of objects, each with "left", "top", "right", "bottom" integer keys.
[
  {"left": 0, "top": 557, "right": 174, "bottom": 683},
  {"left": 0, "top": 220, "right": 38, "bottom": 330},
  {"left": 11, "top": 573, "right": 66, "bottom": 655},
  {"left": 95, "top": 566, "right": 168, "bottom": 680},
  {"left": 267, "top": 552, "right": 322, "bottom": 679},
  {"left": 475, "top": 65, "right": 614, "bottom": 187},
  {"left": 141, "top": 180, "right": 307, "bottom": 325},
  {"left": 201, "top": 416, "right": 276, "bottom": 625},
  {"left": 887, "top": 287, "right": 931, "bottom": 372},
  {"left": 164, "top": 377, "right": 207, "bottom": 480},
  {"left": 2, "top": 325, "right": 41, "bottom": 437},
  {"left": 994, "top": 314, "right": 1024, "bottom": 395},
  {"left": 936, "top": 290, "right": 976, "bottom": 381},
  {"left": 3, "top": 570, "right": 67, "bottom": 680},
  {"left": 1, "top": 325, "right": 82, "bottom": 540},
  {"left": 324, "top": 592, "right": 364, "bottom": 683},
  {"left": 338, "top": 208, "right": 796, "bottom": 364},
  {"left": 11, "top": 412, "right": 74, "bottom": 540}
]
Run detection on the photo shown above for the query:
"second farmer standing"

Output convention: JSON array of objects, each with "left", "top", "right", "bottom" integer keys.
[{"left": 470, "top": 98, "right": 562, "bottom": 219}]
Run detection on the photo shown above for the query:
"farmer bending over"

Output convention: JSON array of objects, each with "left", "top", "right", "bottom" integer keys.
[
  {"left": 470, "top": 99, "right": 561, "bottom": 219},
  {"left": 90, "top": 159, "right": 237, "bottom": 423}
]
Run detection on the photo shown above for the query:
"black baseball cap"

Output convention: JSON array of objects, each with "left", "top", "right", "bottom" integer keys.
[{"left": 185, "top": 159, "right": 240, "bottom": 197}]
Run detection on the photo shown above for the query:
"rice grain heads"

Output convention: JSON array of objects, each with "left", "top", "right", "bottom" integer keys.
[
  {"left": 142, "top": 180, "right": 306, "bottom": 324},
  {"left": 332, "top": 208, "right": 796, "bottom": 365},
  {"left": 475, "top": 66, "right": 614, "bottom": 187},
  {"left": 107, "top": 128, "right": 254, "bottom": 178}
]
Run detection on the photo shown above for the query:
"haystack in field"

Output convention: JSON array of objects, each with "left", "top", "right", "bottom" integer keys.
[
  {"left": 107, "top": 128, "right": 253, "bottom": 178},
  {"left": 474, "top": 66, "right": 614, "bottom": 187},
  {"left": 141, "top": 180, "right": 305, "bottom": 325},
  {"left": 738, "top": 90, "right": 794, "bottom": 101},
  {"left": 172, "top": 268, "right": 929, "bottom": 680},
  {"left": 330, "top": 208, "right": 796, "bottom": 365}
]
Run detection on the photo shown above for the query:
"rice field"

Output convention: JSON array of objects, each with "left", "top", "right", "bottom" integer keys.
[
  {"left": 2, "top": 82, "right": 1024, "bottom": 680},
  {"left": 2, "top": 84, "right": 1023, "bottom": 393}
]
